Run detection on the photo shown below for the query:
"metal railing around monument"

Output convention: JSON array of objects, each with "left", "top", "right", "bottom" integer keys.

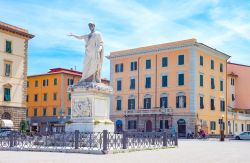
[{"left": 0, "top": 130, "right": 178, "bottom": 154}]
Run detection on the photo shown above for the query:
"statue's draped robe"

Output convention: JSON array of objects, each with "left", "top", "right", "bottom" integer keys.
[{"left": 80, "top": 31, "right": 103, "bottom": 82}]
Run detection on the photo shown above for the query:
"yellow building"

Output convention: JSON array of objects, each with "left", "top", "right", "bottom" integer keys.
[
  {"left": 0, "top": 21, "right": 34, "bottom": 129},
  {"left": 27, "top": 68, "right": 110, "bottom": 133},
  {"left": 108, "top": 39, "right": 230, "bottom": 136}
]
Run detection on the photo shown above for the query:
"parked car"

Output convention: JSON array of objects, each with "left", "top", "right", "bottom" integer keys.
[
  {"left": 0, "top": 130, "right": 20, "bottom": 137},
  {"left": 235, "top": 132, "right": 250, "bottom": 140}
]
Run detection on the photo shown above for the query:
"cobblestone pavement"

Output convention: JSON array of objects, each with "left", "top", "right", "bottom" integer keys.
[{"left": 0, "top": 139, "right": 249, "bottom": 163}]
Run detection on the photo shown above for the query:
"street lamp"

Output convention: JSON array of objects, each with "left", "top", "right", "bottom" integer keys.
[{"left": 220, "top": 114, "right": 225, "bottom": 141}]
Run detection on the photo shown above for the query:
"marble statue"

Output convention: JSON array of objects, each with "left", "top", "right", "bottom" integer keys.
[{"left": 68, "top": 22, "right": 103, "bottom": 83}]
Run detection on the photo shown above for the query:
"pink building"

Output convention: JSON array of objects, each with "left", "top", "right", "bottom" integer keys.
[{"left": 227, "top": 63, "right": 250, "bottom": 134}]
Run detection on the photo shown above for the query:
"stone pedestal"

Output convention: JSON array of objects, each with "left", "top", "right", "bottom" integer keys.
[{"left": 65, "top": 82, "right": 114, "bottom": 132}]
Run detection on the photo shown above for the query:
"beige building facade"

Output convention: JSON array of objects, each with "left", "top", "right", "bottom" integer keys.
[{"left": 0, "top": 21, "right": 34, "bottom": 129}]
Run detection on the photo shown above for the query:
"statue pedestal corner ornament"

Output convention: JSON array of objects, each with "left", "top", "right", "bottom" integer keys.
[{"left": 65, "top": 82, "right": 114, "bottom": 132}]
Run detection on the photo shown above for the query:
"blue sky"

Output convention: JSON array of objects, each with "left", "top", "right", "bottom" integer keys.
[{"left": 1, "top": 0, "right": 250, "bottom": 79}]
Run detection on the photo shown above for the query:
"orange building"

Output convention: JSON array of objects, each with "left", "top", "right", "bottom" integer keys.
[
  {"left": 108, "top": 39, "right": 230, "bottom": 136},
  {"left": 27, "top": 68, "right": 109, "bottom": 133}
]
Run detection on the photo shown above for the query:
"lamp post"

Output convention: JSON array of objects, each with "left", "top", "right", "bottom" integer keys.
[
  {"left": 220, "top": 115, "right": 225, "bottom": 141},
  {"left": 57, "top": 110, "right": 66, "bottom": 133}
]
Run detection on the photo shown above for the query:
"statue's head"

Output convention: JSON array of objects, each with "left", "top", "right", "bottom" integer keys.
[{"left": 88, "top": 22, "right": 95, "bottom": 33}]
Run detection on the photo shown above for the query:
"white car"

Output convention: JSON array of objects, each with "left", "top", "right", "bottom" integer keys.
[{"left": 235, "top": 132, "right": 250, "bottom": 140}]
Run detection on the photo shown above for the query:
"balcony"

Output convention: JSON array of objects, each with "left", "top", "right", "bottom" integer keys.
[{"left": 125, "top": 107, "right": 173, "bottom": 116}]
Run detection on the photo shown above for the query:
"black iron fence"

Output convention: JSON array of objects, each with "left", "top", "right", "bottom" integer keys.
[{"left": 0, "top": 130, "right": 178, "bottom": 154}]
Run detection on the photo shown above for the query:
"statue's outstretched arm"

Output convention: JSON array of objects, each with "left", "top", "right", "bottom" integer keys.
[{"left": 68, "top": 34, "right": 88, "bottom": 41}]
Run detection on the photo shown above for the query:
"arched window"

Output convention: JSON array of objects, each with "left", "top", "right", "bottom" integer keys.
[
  {"left": 144, "top": 94, "right": 152, "bottom": 109},
  {"left": 160, "top": 93, "right": 168, "bottom": 108},
  {"left": 176, "top": 92, "right": 186, "bottom": 108},
  {"left": 128, "top": 95, "right": 136, "bottom": 110},
  {"left": 116, "top": 96, "right": 122, "bottom": 111},
  {"left": 1, "top": 112, "right": 11, "bottom": 120}
]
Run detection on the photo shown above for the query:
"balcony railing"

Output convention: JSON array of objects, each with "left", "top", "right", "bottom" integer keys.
[
  {"left": 125, "top": 107, "right": 173, "bottom": 116},
  {"left": 228, "top": 111, "right": 250, "bottom": 120}
]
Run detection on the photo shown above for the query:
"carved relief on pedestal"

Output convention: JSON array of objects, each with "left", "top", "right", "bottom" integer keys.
[{"left": 72, "top": 97, "right": 92, "bottom": 118}]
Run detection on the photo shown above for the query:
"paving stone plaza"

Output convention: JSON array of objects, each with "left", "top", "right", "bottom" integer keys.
[{"left": 0, "top": 139, "right": 249, "bottom": 163}]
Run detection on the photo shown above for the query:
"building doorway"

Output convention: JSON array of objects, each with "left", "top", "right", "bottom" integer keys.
[
  {"left": 177, "top": 119, "right": 186, "bottom": 137},
  {"left": 115, "top": 120, "right": 123, "bottom": 133},
  {"left": 146, "top": 120, "right": 152, "bottom": 132}
]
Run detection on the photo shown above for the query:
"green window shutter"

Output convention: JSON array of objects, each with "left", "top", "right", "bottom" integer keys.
[
  {"left": 5, "top": 64, "right": 11, "bottom": 76},
  {"left": 220, "top": 81, "right": 223, "bottom": 91},
  {"left": 6, "top": 41, "right": 12, "bottom": 53},
  {"left": 162, "top": 75, "right": 168, "bottom": 87},
  {"left": 68, "top": 108, "right": 71, "bottom": 116},
  {"left": 178, "top": 55, "right": 184, "bottom": 65},
  {"left": 53, "top": 108, "right": 57, "bottom": 116},
  {"left": 200, "top": 75, "right": 203, "bottom": 87},
  {"left": 178, "top": 74, "right": 184, "bottom": 86},
  {"left": 4, "top": 88, "right": 11, "bottom": 101}
]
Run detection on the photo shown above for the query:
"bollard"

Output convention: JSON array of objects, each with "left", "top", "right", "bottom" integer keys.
[
  {"left": 75, "top": 130, "right": 79, "bottom": 149},
  {"left": 122, "top": 131, "right": 127, "bottom": 149},
  {"left": 9, "top": 132, "right": 14, "bottom": 148},
  {"left": 163, "top": 132, "right": 167, "bottom": 147},
  {"left": 102, "top": 130, "right": 108, "bottom": 154},
  {"left": 174, "top": 135, "right": 178, "bottom": 146}
]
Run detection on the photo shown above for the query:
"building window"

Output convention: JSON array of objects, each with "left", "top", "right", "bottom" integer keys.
[
  {"left": 53, "top": 93, "right": 57, "bottom": 101},
  {"left": 130, "top": 78, "right": 135, "bottom": 90},
  {"left": 145, "top": 77, "right": 151, "bottom": 88},
  {"left": 43, "top": 93, "right": 47, "bottom": 101},
  {"left": 115, "top": 63, "right": 123, "bottom": 72},
  {"left": 146, "top": 59, "right": 151, "bottom": 69},
  {"left": 34, "top": 94, "right": 38, "bottom": 102},
  {"left": 128, "top": 120, "right": 137, "bottom": 129},
  {"left": 4, "top": 87, "right": 11, "bottom": 101},
  {"left": 178, "top": 74, "right": 184, "bottom": 86},
  {"left": 211, "top": 78, "right": 215, "bottom": 89},
  {"left": 130, "top": 61, "right": 137, "bottom": 71},
  {"left": 53, "top": 108, "right": 57, "bottom": 116},
  {"left": 68, "top": 93, "right": 71, "bottom": 100},
  {"left": 27, "top": 81, "right": 29, "bottom": 88},
  {"left": 231, "top": 78, "right": 235, "bottom": 86},
  {"left": 232, "top": 94, "right": 235, "bottom": 101},
  {"left": 210, "top": 98, "right": 215, "bottom": 110},
  {"left": 26, "top": 95, "right": 29, "bottom": 102},
  {"left": 43, "top": 108, "right": 46, "bottom": 116},
  {"left": 176, "top": 95, "right": 186, "bottom": 108},
  {"left": 54, "top": 78, "right": 58, "bottom": 85},
  {"left": 67, "top": 79, "right": 74, "bottom": 85},
  {"left": 128, "top": 98, "right": 135, "bottom": 110},
  {"left": 211, "top": 60, "right": 214, "bottom": 70},
  {"left": 160, "top": 96, "right": 168, "bottom": 108},
  {"left": 35, "top": 80, "right": 38, "bottom": 87},
  {"left": 144, "top": 97, "right": 151, "bottom": 109},
  {"left": 200, "top": 56, "right": 203, "bottom": 66},
  {"left": 178, "top": 55, "right": 184, "bottom": 65},
  {"left": 160, "top": 120, "right": 169, "bottom": 129},
  {"left": 34, "top": 108, "right": 37, "bottom": 117},
  {"left": 117, "top": 80, "right": 122, "bottom": 91},
  {"left": 242, "top": 124, "right": 244, "bottom": 132},
  {"left": 116, "top": 99, "right": 122, "bottom": 111},
  {"left": 5, "top": 40, "right": 12, "bottom": 53},
  {"left": 200, "top": 96, "right": 204, "bottom": 109},
  {"left": 43, "top": 79, "right": 49, "bottom": 86},
  {"left": 68, "top": 107, "right": 71, "bottom": 116},
  {"left": 210, "top": 121, "right": 216, "bottom": 130},
  {"left": 162, "top": 57, "right": 168, "bottom": 67},
  {"left": 4, "top": 62, "right": 11, "bottom": 77},
  {"left": 220, "top": 80, "right": 223, "bottom": 91},
  {"left": 162, "top": 75, "right": 168, "bottom": 87},
  {"left": 200, "top": 74, "right": 204, "bottom": 87},
  {"left": 220, "top": 100, "right": 225, "bottom": 112},
  {"left": 220, "top": 63, "right": 223, "bottom": 72},
  {"left": 247, "top": 124, "right": 250, "bottom": 131}
]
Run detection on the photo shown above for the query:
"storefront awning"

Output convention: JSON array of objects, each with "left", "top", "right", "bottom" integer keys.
[{"left": 0, "top": 119, "right": 14, "bottom": 128}]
